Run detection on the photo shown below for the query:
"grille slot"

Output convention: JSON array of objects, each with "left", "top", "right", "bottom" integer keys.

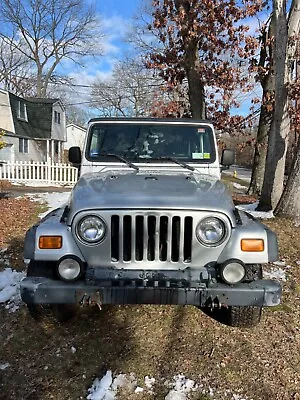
[
  {"left": 111, "top": 214, "right": 192, "bottom": 263},
  {"left": 123, "top": 216, "right": 132, "bottom": 261},
  {"left": 135, "top": 216, "right": 144, "bottom": 261},
  {"left": 111, "top": 215, "right": 119, "bottom": 261}
]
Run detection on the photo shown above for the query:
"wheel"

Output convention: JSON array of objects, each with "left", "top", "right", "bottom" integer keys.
[
  {"left": 227, "top": 306, "right": 262, "bottom": 327},
  {"left": 26, "top": 261, "right": 78, "bottom": 322},
  {"left": 52, "top": 304, "right": 78, "bottom": 322},
  {"left": 27, "top": 303, "right": 78, "bottom": 322},
  {"left": 199, "top": 264, "right": 263, "bottom": 328},
  {"left": 26, "top": 260, "right": 55, "bottom": 279},
  {"left": 27, "top": 303, "right": 52, "bottom": 322},
  {"left": 200, "top": 305, "right": 262, "bottom": 328}
]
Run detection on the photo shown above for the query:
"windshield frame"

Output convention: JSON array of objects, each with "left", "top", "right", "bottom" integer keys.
[{"left": 85, "top": 121, "right": 217, "bottom": 164}]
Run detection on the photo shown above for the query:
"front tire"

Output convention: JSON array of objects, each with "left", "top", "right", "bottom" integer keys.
[
  {"left": 26, "top": 261, "right": 78, "bottom": 322},
  {"left": 27, "top": 303, "right": 78, "bottom": 322},
  {"left": 200, "top": 305, "right": 262, "bottom": 328},
  {"left": 227, "top": 306, "right": 262, "bottom": 327}
]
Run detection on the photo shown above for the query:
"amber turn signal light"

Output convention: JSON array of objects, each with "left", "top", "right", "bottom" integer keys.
[
  {"left": 39, "top": 236, "right": 62, "bottom": 249},
  {"left": 241, "top": 239, "right": 264, "bottom": 252}
]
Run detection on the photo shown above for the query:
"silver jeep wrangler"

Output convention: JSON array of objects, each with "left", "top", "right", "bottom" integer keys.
[{"left": 21, "top": 118, "right": 281, "bottom": 327}]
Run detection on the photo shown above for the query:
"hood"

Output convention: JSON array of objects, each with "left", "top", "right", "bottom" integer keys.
[{"left": 67, "top": 170, "right": 236, "bottom": 225}]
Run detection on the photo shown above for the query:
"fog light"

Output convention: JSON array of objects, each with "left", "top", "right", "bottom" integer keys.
[
  {"left": 221, "top": 260, "right": 245, "bottom": 284},
  {"left": 57, "top": 257, "right": 82, "bottom": 281}
]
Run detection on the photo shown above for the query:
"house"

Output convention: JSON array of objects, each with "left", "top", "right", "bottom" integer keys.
[
  {"left": 64, "top": 123, "right": 86, "bottom": 151},
  {"left": 0, "top": 89, "right": 66, "bottom": 163}
]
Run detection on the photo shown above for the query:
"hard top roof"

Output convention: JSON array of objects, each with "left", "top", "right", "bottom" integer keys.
[{"left": 88, "top": 117, "right": 212, "bottom": 124}]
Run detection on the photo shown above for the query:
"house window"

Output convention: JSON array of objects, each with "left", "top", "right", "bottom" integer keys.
[
  {"left": 19, "top": 138, "right": 29, "bottom": 153},
  {"left": 54, "top": 111, "right": 61, "bottom": 124},
  {"left": 17, "top": 101, "right": 28, "bottom": 121}
]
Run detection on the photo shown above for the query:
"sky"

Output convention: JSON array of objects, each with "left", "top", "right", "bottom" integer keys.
[
  {"left": 67, "top": 0, "right": 143, "bottom": 77},
  {"left": 58, "top": 0, "right": 144, "bottom": 109}
]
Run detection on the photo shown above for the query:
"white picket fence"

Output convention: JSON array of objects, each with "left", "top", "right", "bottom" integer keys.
[{"left": 0, "top": 161, "right": 78, "bottom": 186}]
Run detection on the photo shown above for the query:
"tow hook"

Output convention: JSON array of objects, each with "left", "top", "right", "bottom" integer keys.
[
  {"left": 207, "top": 296, "right": 222, "bottom": 310},
  {"left": 79, "top": 291, "right": 103, "bottom": 310}
]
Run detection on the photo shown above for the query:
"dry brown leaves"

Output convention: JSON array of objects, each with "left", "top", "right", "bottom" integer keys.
[{"left": 0, "top": 197, "right": 38, "bottom": 249}]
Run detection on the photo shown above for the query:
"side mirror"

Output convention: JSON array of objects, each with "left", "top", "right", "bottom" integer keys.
[
  {"left": 221, "top": 149, "right": 235, "bottom": 168},
  {"left": 69, "top": 146, "right": 82, "bottom": 165}
]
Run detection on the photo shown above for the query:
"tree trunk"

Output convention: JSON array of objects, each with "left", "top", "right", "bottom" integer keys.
[
  {"left": 36, "top": 65, "right": 43, "bottom": 97},
  {"left": 248, "top": 17, "right": 275, "bottom": 196},
  {"left": 275, "top": 134, "right": 300, "bottom": 220},
  {"left": 258, "top": 0, "right": 289, "bottom": 211},
  {"left": 247, "top": 87, "right": 274, "bottom": 195},
  {"left": 186, "top": 66, "right": 205, "bottom": 119},
  {"left": 178, "top": 0, "right": 206, "bottom": 119},
  {"left": 184, "top": 44, "right": 206, "bottom": 119}
]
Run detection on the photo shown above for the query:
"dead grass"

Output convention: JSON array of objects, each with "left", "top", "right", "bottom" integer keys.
[{"left": 0, "top": 197, "right": 300, "bottom": 400}]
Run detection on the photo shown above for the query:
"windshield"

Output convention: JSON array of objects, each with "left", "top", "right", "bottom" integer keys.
[{"left": 86, "top": 123, "right": 216, "bottom": 163}]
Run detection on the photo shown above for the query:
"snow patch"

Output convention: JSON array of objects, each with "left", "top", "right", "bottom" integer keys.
[
  {"left": 26, "top": 192, "right": 70, "bottom": 218},
  {"left": 272, "top": 260, "right": 286, "bottom": 267},
  {"left": 264, "top": 267, "right": 286, "bottom": 282},
  {"left": 87, "top": 370, "right": 113, "bottom": 400},
  {"left": 233, "top": 182, "right": 247, "bottom": 190},
  {"left": 13, "top": 181, "right": 72, "bottom": 188},
  {"left": 145, "top": 376, "right": 155, "bottom": 393},
  {"left": 134, "top": 387, "right": 144, "bottom": 393},
  {"left": 0, "top": 363, "right": 10, "bottom": 370},
  {"left": 0, "top": 268, "right": 25, "bottom": 312},
  {"left": 236, "top": 202, "right": 274, "bottom": 219},
  {"left": 165, "top": 375, "right": 198, "bottom": 400},
  {"left": 87, "top": 371, "right": 137, "bottom": 400},
  {"left": 87, "top": 371, "right": 251, "bottom": 400}
]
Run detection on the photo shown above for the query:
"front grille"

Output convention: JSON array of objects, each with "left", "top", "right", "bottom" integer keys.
[{"left": 111, "top": 214, "right": 193, "bottom": 263}]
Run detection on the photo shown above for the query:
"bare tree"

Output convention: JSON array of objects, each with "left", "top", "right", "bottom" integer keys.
[
  {"left": 0, "top": 0, "right": 103, "bottom": 97},
  {"left": 91, "top": 58, "right": 164, "bottom": 117},
  {"left": 258, "top": 0, "right": 300, "bottom": 210},
  {"left": 0, "top": 35, "right": 34, "bottom": 94}
]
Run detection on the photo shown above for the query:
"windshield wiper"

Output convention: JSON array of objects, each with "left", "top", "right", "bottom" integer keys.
[
  {"left": 156, "top": 156, "right": 195, "bottom": 171},
  {"left": 101, "top": 152, "right": 139, "bottom": 171}
]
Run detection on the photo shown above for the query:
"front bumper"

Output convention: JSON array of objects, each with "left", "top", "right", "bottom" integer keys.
[{"left": 20, "top": 277, "right": 281, "bottom": 307}]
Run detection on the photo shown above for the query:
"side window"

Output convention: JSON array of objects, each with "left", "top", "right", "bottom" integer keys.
[
  {"left": 17, "top": 101, "right": 28, "bottom": 121},
  {"left": 19, "top": 138, "right": 29, "bottom": 153},
  {"left": 54, "top": 111, "right": 61, "bottom": 124}
]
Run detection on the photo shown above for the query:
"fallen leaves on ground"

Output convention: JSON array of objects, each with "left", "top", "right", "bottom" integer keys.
[{"left": 0, "top": 196, "right": 300, "bottom": 400}]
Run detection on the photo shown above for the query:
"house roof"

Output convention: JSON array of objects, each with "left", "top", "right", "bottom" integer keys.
[
  {"left": 66, "top": 123, "right": 86, "bottom": 131},
  {"left": 26, "top": 97, "right": 58, "bottom": 103},
  {"left": 9, "top": 93, "right": 63, "bottom": 140}
]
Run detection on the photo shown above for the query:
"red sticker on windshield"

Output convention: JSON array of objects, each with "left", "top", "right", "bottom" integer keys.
[{"left": 197, "top": 128, "right": 205, "bottom": 133}]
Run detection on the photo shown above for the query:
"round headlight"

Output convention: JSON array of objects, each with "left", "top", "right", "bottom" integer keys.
[
  {"left": 221, "top": 260, "right": 245, "bottom": 284},
  {"left": 196, "top": 217, "right": 226, "bottom": 246},
  {"left": 77, "top": 215, "right": 106, "bottom": 244},
  {"left": 57, "top": 257, "right": 82, "bottom": 281}
]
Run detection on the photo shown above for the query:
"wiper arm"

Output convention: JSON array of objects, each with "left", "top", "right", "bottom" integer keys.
[
  {"left": 101, "top": 153, "right": 139, "bottom": 171},
  {"left": 157, "top": 156, "right": 195, "bottom": 171}
]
